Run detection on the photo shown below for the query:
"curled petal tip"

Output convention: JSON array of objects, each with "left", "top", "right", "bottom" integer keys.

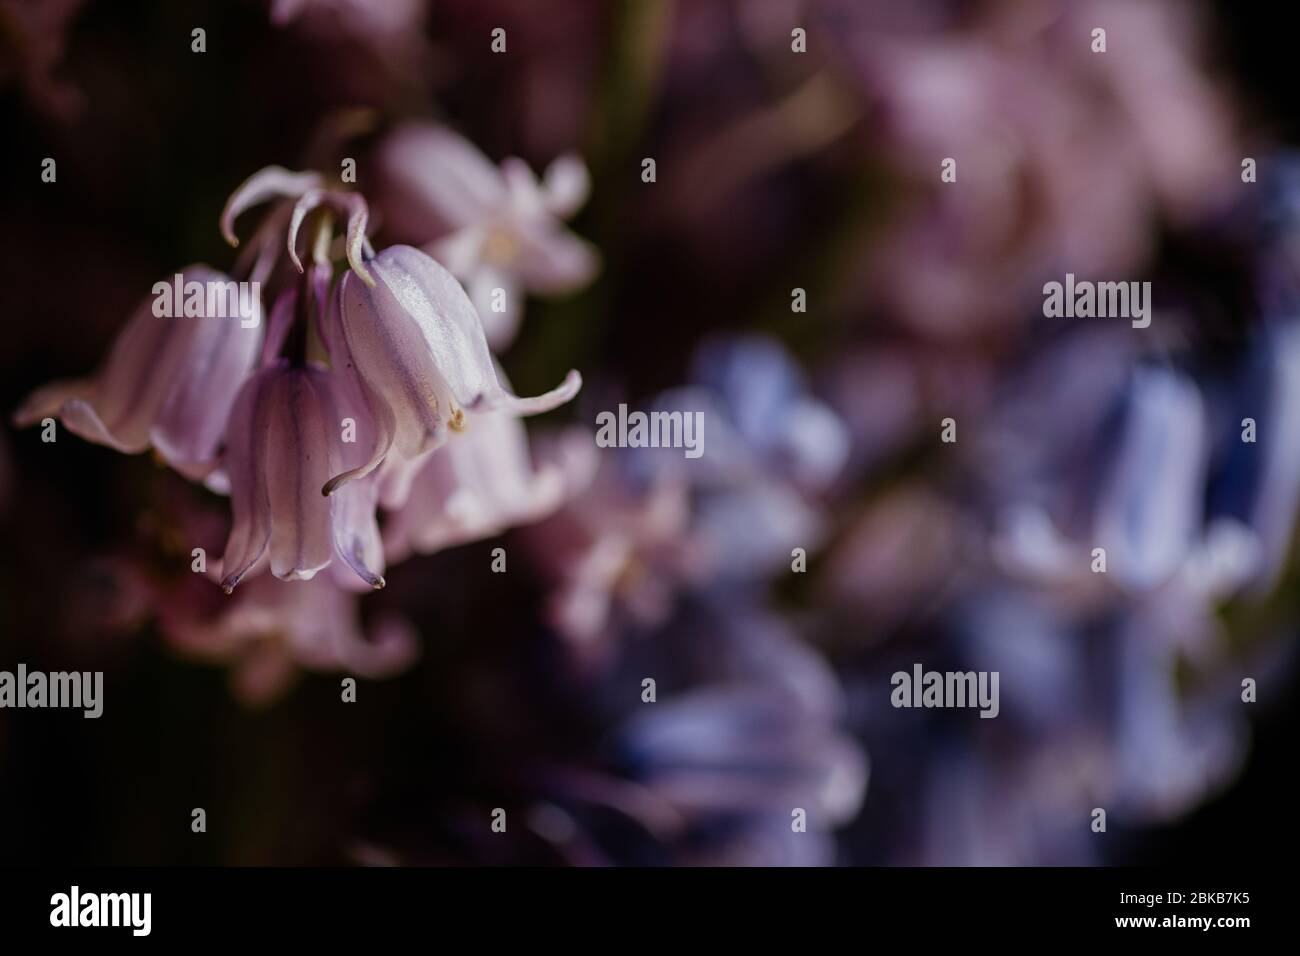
[
  {"left": 322, "top": 462, "right": 378, "bottom": 495},
  {"left": 475, "top": 368, "right": 582, "bottom": 416},
  {"left": 220, "top": 165, "right": 324, "bottom": 248},
  {"left": 342, "top": 193, "right": 377, "bottom": 286},
  {"left": 221, "top": 567, "right": 250, "bottom": 594},
  {"left": 518, "top": 369, "right": 582, "bottom": 414},
  {"left": 288, "top": 189, "right": 326, "bottom": 274}
]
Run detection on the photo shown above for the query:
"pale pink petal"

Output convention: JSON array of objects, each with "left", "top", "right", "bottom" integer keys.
[
  {"left": 220, "top": 369, "right": 277, "bottom": 592},
  {"left": 541, "top": 154, "right": 591, "bottom": 218},
  {"left": 221, "top": 166, "right": 325, "bottom": 246},
  {"left": 15, "top": 265, "right": 258, "bottom": 476},
  {"left": 377, "top": 123, "right": 505, "bottom": 231},
  {"left": 469, "top": 267, "right": 522, "bottom": 351},
  {"left": 151, "top": 296, "right": 264, "bottom": 479},
  {"left": 512, "top": 226, "right": 600, "bottom": 294},
  {"left": 264, "top": 368, "right": 336, "bottom": 581},
  {"left": 338, "top": 245, "right": 581, "bottom": 459},
  {"left": 501, "top": 157, "right": 549, "bottom": 220},
  {"left": 11, "top": 378, "right": 92, "bottom": 428}
]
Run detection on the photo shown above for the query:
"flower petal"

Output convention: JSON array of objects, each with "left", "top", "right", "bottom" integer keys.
[
  {"left": 12, "top": 378, "right": 92, "bottom": 429},
  {"left": 330, "top": 476, "right": 386, "bottom": 590},
  {"left": 1095, "top": 367, "right": 1207, "bottom": 590},
  {"left": 512, "top": 226, "right": 600, "bottom": 294},
  {"left": 319, "top": 348, "right": 398, "bottom": 496},
  {"left": 377, "top": 122, "right": 504, "bottom": 232},
  {"left": 15, "top": 266, "right": 256, "bottom": 467},
  {"left": 469, "top": 267, "right": 522, "bottom": 351},
  {"left": 341, "top": 245, "right": 581, "bottom": 446},
  {"left": 384, "top": 409, "right": 566, "bottom": 559},
  {"left": 264, "top": 368, "right": 336, "bottom": 581},
  {"left": 221, "top": 166, "right": 325, "bottom": 246},
  {"left": 220, "top": 369, "right": 277, "bottom": 592},
  {"left": 151, "top": 288, "right": 264, "bottom": 479},
  {"left": 542, "top": 153, "right": 592, "bottom": 218}
]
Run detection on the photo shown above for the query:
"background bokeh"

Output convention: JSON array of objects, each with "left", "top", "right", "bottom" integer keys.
[{"left": 0, "top": 0, "right": 1297, "bottom": 865}]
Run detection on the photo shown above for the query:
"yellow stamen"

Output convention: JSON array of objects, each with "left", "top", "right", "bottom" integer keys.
[{"left": 482, "top": 228, "right": 520, "bottom": 265}]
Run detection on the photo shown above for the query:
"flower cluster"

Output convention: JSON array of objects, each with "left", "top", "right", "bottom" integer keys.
[
  {"left": 4, "top": 0, "right": 1295, "bottom": 871},
  {"left": 15, "top": 158, "right": 586, "bottom": 604}
]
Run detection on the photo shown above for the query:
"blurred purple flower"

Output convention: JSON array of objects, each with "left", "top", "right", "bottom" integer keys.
[
  {"left": 549, "top": 601, "right": 867, "bottom": 866},
  {"left": 375, "top": 122, "right": 598, "bottom": 348},
  {"left": 269, "top": 0, "right": 424, "bottom": 35},
  {"left": 529, "top": 335, "right": 846, "bottom": 648},
  {"left": 161, "top": 572, "right": 417, "bottom": 707},
  {"left": 844, "top": 0, "right": 1238, "bottom": 339}
]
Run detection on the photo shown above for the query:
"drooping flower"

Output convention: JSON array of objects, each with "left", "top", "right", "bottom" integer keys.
[
  {"left": 328, "top": 243, "right": 582, "bottom": 487},
  {"left": 219, "top": 357, "right": 388, "bottom": 593},
  {"left": 381, "top": 413, "right": 595, "bottom": 562},
  {"left": 204, "top": 165, "right": 584, "bottom": 590},
  {"left": 13, "top": 265, "right": 263, "bottom": 481},
  {"left": 376, "top": 122, "right": 598, "bottom": 348},
  {"left": 160, "top": 571, "right": 417, "bottom": 707}
]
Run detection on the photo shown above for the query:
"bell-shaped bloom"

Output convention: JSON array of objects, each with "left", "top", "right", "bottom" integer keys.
[
  {"left": 219, "top": 358, "right": 387, "bottom": 592},
  {"left": 377, "top": 122, "right": 598, "bottom": 348},
  {"left": 160, "top": 572, "right": 417, "bottom": 707},
  {"left": 382, "top": 414, "right": 595, "bottom": 561},
  {"left": 13, "top": 265, "right": 263, "bottom": 480},
  {"left": 330, "top": 244, "right": 581, "bottom": 487}
]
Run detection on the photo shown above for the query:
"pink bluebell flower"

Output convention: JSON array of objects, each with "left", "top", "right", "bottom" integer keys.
[
  {"left": 376, "top": 122, "right": 598, "bottom": 348},
  {"left": 381, "top": 415, "right": 594, "bottom": 562},
  {"left": 13, "top": 265, "right": 263, "bottom": 481},
  {"left": 218, "top": 355, "right": 388, "bottom": 593},
  {"left": 327, "top": 243, "right": 582, "bottom": 489}
]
